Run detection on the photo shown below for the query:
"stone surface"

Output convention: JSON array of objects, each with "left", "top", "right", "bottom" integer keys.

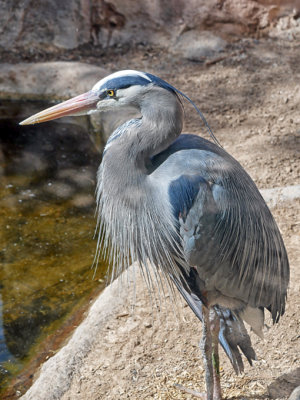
[
  {"left": 288, "top": 386, "right": 300, "bottom": 400},
  {"left": 173, "top": 30, "right": 227, "bottom": 61},
  {"left": 0, "top": 62, "right": 108, "bottom": 100},
  {"left": 21, "top": 265, "right": 138, "bottom": 400},
  {"left": 0, "top": 0, "right": 91, "bottom": 50},
  {"left": 260, "top": 185, "right": 300, "bottom": 209},
  {"left": 0, "top": 0, "right": 299, "bottom": 52},
  {"left": 268, "top": 371, "right": 300, "bottom": 399}
]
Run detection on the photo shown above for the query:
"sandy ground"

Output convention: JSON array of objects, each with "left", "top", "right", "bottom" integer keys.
[{"left": 23, "top": 28, "right": 300, "bottom": 400}]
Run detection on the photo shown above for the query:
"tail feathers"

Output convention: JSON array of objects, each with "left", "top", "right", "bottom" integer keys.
[
  {"left": 239, "top": 306, "right": 265, "bottom": 339},
  {"left": 174, "top": 283, "right": 256, "bottom": 375},
  {"left": 216, "top": 307, "right": 257, "bottom": 374}
]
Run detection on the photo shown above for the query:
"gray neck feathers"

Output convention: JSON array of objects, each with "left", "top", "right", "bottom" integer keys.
[
  {"left": 95, "top": 88, "right": 186, "bottom": 286},
  {"left": 100, "top": 87, "right": 183, "bottom": 199}
]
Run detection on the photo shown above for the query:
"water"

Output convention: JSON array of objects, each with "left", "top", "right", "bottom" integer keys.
[{"left": 0, "top": 101, "right": 108, "bottom": 397}]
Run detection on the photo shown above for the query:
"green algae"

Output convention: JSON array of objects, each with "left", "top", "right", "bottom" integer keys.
[
  {"left": 0, "top": 101, "right": 108, "bottom": 396},
  {"left": 0, "top": 174, "right": 108, "bottom": 395}
]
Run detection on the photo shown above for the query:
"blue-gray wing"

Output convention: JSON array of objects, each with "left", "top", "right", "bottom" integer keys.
[{"left": 153, "top": 134, "right": 289, "bottom": 323}]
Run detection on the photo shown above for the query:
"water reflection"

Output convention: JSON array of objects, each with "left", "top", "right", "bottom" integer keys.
[
  {"left": 0, "top": 295, "right": 18, "bottom": 364},
  {"left": 0, "top": 101, "right": 107, "bottom": 395}
]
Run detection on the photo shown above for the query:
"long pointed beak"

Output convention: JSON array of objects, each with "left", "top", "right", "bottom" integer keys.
[{"left": 19, "top": 91, "right": 100, "bottom": 125}]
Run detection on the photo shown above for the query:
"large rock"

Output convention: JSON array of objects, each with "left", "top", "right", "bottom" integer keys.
[
  {"left": 0, "top": 0, "right": 299, "bottom": 52},
  {"left": 0, "top": 62, "right": 108, "bottom": 100},
  {"left": 288, "top": 386, "right": 300, "bottom": 400},
  {"left": 0, "top": 0, "right": 91, "bottom": 50},
  {"left": 173, "top": 30, "right": 227, "bottom": 61}
]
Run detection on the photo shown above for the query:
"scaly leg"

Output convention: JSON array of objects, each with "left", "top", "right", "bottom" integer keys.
[
  {"left": 201, "top": 306, "right": 214, "bottom": 400},
  {"left": 176, "top": 306, "right": 222, "bottom": 400},
  {"left": 210, "top": 308, "right": 222, "bottom": 400}
]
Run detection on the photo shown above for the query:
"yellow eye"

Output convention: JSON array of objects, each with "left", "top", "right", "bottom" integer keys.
[{"left": 107, "top": 90, "right": 115, "bottom": 97}]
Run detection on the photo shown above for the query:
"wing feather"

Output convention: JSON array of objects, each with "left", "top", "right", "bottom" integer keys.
[{"left": 163, "top": 135, "right": 289, "bottom": 322}]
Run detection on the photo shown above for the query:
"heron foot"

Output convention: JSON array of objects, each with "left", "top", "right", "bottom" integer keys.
[
  {"left": 174, "top": 383, "right": 206, "bottom": 398},
  {"left": 175, "top": 384, "right": 222, "bottom": 400}
]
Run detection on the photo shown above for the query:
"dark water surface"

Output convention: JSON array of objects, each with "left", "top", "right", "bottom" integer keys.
[{"left": 0, "top": 101, "right": 107, "bottom": 396}]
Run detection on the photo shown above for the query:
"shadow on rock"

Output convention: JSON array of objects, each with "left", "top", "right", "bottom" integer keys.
[{"left": 268, "top": 367, "right": 300, "bottom": 399}]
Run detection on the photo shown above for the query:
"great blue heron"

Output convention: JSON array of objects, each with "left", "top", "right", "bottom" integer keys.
[{"left": 20, "top": 70, "right": 289, "bottom": 399}]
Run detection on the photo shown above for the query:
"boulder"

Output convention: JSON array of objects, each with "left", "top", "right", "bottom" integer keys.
[
  {"left": 0, "top": 62, "right": 108, "bottom": 100},
  {"left": 0, "top": 0, "right": 299, "bottom": 52},
  {"left": 172, "top": 30, "right": 227, "bottom": 61}
]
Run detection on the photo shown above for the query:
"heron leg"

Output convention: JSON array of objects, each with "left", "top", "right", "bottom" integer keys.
[
  {"left": 210, "top": 308, "right": 222, "bottom": 400},
  {"left": 201, "top": 306, "right": 214, "bottom": 400}
]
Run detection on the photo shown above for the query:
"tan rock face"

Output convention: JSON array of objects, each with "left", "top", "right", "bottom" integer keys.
[
  {"left": 0, "top": 0, "right": 299, "bottom": 51},
  {"left": 0, "top": 62, "right": 107, "bottom": 100}
]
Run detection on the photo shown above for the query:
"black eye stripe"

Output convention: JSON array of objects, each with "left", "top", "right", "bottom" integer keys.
[{"left": 98, "top": 91, "right": 107, "bottom": 100}]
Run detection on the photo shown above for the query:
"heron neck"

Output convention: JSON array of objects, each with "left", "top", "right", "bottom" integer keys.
[
  {"left": 101, "top": 91, "right": 183, "bottom": 200},
  {"left": 136, "top": 92, "right": 184, "bottom": 169}
]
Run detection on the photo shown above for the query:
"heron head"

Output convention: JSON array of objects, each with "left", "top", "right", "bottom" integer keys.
[{"left": 19, "top": 70, "right": 177, "bottom": 125}]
